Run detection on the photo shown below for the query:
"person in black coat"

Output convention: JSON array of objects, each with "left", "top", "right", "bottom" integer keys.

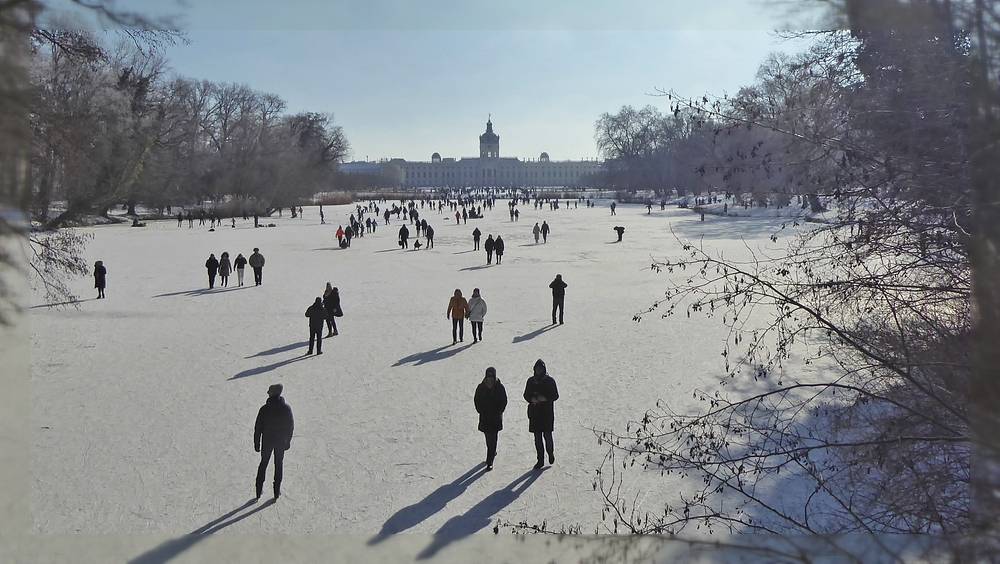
[
  {"left": 472, "top": 227, "right": 482, "bottom": 250},
  {"left": 305, "top": 297, "right": 328, "bottom": 355},
  {"left": 475, "top": 366, "right": 507, "bottom": 471},
  {"left": 323, "top": 283, "right": 342, "bottom": 337},
  {"left": 549, "top": 274, "right": 567, "bottom": 324},
  {"left": 93, "top": 260, "right": 107, "bottom": 299},
  {"left": 205, "top": 254, "right": 219, "bottom": 289},
  {"left": 524, "top": 358, "right": 559, "bottom": 469},
  {"left": 494, "top": 235, "right": 505, "bottom": 264},
  {"left": 484, "top": 234, "right": 495, "bottom": 264},
  {"left": 254, "top": 383, "right": 294, "bottom": 499},
  {"left": 398, "top": 224, "right": 409, "bottom": 249}
]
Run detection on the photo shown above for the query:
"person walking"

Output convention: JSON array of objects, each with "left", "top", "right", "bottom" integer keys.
[
  {"left": 494, "top": 235, "right": 505, "bottom": 264},
  {"left": 398, "top": 224, "right": 409, "bottom": 249},
  {"left": 234, "top": 253, "right": 247, "bottom": 286},
  {"left": 475, "top": 367, "right": 507, "bottom": 471},
  {"left": 549, "top": 274, "right": 567, "bottom": 324},
  {"left": 447, "top": 289, "right": 469, "bottom": 344},
  {"left": 249, "top": 248, "right": 265, "bottom": 286},
  {"left": 93, "top": 260, "right": 107, "bottom": 299},
  {"left": 323, "top": 283, "right": 342, "bottom": 337},
  {"left": 254, "top": 383, "right": 294, "bottom": 500},
  {"left": 610, "top": 201, "right": 617, "bottom": 216},
  {"left": 541, "top": 221, "right": 550, "bottom": 243},
  {"left": 484, "top": 234, "right": 495, "bottom": 265},
  {"left": 205, "top": 253, "right": 220, "bottom": 289},
  {"left": 524, "top": 359, "right": 559, "bottom": 469},
  {"left": 218, "top": 252, "right": 232, "bottom": 287},
  {"left": 305, "top": 297, "right": 328, "bottom": 355},
  {"left": 472, "top": 227, "right": 481, "bottom": 250},
  {"left": 467, "top": 287, "right": 488, "bottom": 343},
  {"left": 532, "top": 222, "right": 541, "bottom": 244},
  {"left": 425, "top": 224, "right": 435, "bottom": 249}
]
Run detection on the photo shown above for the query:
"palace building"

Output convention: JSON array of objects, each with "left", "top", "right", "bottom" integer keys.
[{"left": 341, "top": 118, "right": 602, "bottom": 189}]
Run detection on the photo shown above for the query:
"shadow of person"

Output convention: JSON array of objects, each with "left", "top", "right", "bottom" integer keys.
[
  {"left": 367, "top": 463, "right": 488, "bottom": 544},
  {"left": 127, "top": 498, "right": 275, "bottom": 564},
  {"left": 416, "top": 468, "right": 546, "bottom": 560},
  {"left": 245, "top": 341, "right": 309, "bottom": 359},
  {"left": 392, "top": 342, "right": 472, "bottom": 367},
  {"left": 512, "top": 324, "right": 557, "bottom": 344},
  {"left": 229, "top": 354, "right": 311, "bottom": 380}
]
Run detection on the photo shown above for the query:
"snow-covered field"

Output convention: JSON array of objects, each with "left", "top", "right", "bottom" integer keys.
[{"left": 25, "top": 199, "right": 806, "bottom": 559}]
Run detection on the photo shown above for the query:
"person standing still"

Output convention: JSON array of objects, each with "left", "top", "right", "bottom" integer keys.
[
  {"left": 472, "top": 227, "right": 481, "bottom": 250},
  {"left": 467, "top": 287, "right": 488, "bottom": 343},
  {"left": 475, "top": 367, "right": 507, "bottom": 471},
  {"left": 205, "top": 253, "right": 219, "bottom": 289},
  {"left": 549, "top": 274, "right": 567, "bottom": 325},
  {"left": 447, "top": 289, "right": 469, "bottom": 344},
  {"left": 524, "top": 359, "right": 559, "bottom": 469},
  {"left": 234, "top": 253, "right": 247, "bottom": 286},
  {"left": 254, "top": 383, "right": 294, "bottom": 500},
  {"left": 323, "top": 283, "right": 342, "bottom": 337},
  {"left": 93, "top": 260, "right": 107, "bottom": 299},
  {"left": 249, "top": 248, "right": 265, "bottom": 286},
  {"left": 305, "top": 297, "right": 328, "bottom": 355}
]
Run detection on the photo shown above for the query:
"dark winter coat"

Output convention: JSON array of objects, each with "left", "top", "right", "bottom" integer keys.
[
  {"left": 254, "top": 395, "right": 294, "bottom": 450},
  {"left": 206, "top": 256, "right": 220, "bottom": 275},
  {"left": 484, "top": 236, "right": 495, "bottom": 253},
  {"left": 248, "top": 251, "right": 265, "bottom": 269},
  {"left": 234, "top": 255, "right": 248, "bottom": 270},
  {"left": 494, "top": 236, "right": 505, "bottom": 255},
  {"left": 549, "top": 277, "right": 568, "bottom": 299},
  {"left": 472, "top": 228, "right": 481, "bottom": 240},
  {"left": 523, "top": 374, "right": 559, "bottom": 433},
  {"left": 94, "top": 264, "right": 107, "bottom": 289},
  {"left": 323, "top": 289, "right": 343, "bottom": 318},
  {"left": 219, "top": 257, "right": 232, "bottom": 276},
  {"left": 306, "top": 300, "right": 328, "bottom": 331},
  {"left": 475, "top": 380, "right": 508, "bottom": 432}
]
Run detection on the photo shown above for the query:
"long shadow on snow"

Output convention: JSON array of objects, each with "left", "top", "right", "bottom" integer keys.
[
  {"left": 30, "top": 298, "right": 93, "bottom": 309},
  {"left": 393, "top": 342, "right": 472, "bottom": 366},
  {"left": 230, "top": 354, "right": 311, "bottom": 380},
  {"left": 152, "top": 286, "right": 248, "bottom": 298},
  {"left": 127, "top": 498, "right": 275, "bottom": 564},
  {"left": 246, "top": 341, "right": 308, "bottom": 359},
  {"left": 416, "top": 468, "right": 546, "bottom": 560},
  {"left": 512, "top": 324, "right": 557, "bottom": 343},
  {"left": 368, "top": 463, "right": 487, "bottom": 543},
  {"left": 458, "top": 264, "right": 493, "bottom": 272}
]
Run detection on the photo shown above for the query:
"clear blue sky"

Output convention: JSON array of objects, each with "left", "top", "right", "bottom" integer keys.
[{"left": 41, "top": 1, "right": 820, "bottom": 162}]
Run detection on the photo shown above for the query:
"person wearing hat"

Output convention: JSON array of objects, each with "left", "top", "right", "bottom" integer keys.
[
  {"left": 93, "top": 260, "right": 107, "bottom": 299},
  {"left": 524, "top": 359, "right": 559, "bottom": 469},
  {"left": 475, "top": 367, "right": 507, "bottom": 470},
  {"left": 248, "top": 247, "right": 265, "bottom": 286},
  {"left": 549, "top": 274, "right": 567, "bottom": 325},
  {"left": 254, "top": 383, "right": 294, "bottom": 499}
]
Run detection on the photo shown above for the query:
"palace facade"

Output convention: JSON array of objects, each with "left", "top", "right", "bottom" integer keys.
[{"left": 341, "top": 119, "right": 602, "bottom": 189}]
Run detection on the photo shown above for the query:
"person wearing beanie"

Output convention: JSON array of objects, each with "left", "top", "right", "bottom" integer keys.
[
  {"left": 248, "top": 247, "right": 265, "bottom": 286},
  {"left": 524, "top": 359, "right": 559, "bottom": 469},
  {"left": 475, "top": 367, "right": 507, "bottom": 471},
  {"left": 254, "top": 383, "right": 294, "bottom": 499}
]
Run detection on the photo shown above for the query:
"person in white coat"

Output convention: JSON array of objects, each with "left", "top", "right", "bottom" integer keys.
[{"left": 467, "top": 287, "right": 488, "bottom": 343}]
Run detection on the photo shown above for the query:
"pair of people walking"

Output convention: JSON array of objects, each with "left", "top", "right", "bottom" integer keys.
[
  {"left": 483, "top": 235, "right": 505, "bottom": 265},
  {"left": 447, "top": 288, "right": 488, "bottom": 343},
  {"left": 473, "top": 359, "right": 559, "bottom": 471}
]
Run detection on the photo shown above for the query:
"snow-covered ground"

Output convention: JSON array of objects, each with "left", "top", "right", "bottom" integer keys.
[{"left": 26, "top": 198, "right": 809, "bottom": 558}]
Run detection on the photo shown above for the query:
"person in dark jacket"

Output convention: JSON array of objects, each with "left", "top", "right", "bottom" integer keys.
[
  {"left": 305, "top": 297, "right": 328, "bottom": 355},
  {"left": 484, "top": 234, "right": 495, "bottom": 264},
  {"left": 524, "top": 359, "right": 559, "bottom": 469},
  {"left": 323, "top": 283, "right": 342, "bottom": 337},
  {"left": 472, "top": 227, "right": 482, "bottom": 250},
  {"left": 541, "top": 221, "right": 550, "bottom": 243},
  {"left": 248, "top": 248, "right": 265, "bottom": 286},
  {"left": 614, "top": 225, "right": 625, "bottom": 242},
  {"left": 234, "top": 253, "right": 248, "bottom": 286},
  {"left": 494, "top": 235, "right": 505, "bottom": 264},
  {"left": 218, "top": 252, "right": 232, "bottom": 287},
  {"left": 93, "top": 260, "right": 107, "bottom": 299},
  {"left": 398, "top": 224, "right": 409, "bottom": 249},
  {"left": 205, "top": 254, "right": 220, "bottom": 289},
  {"left": 549, "top": 274, "right": 567, "bottom": 324},
  {"left": 254, "top": 383, "right": 294, "bottom": 499},
  {"left": 475, "top": 366, "right": 507, "bottom": 471}
]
